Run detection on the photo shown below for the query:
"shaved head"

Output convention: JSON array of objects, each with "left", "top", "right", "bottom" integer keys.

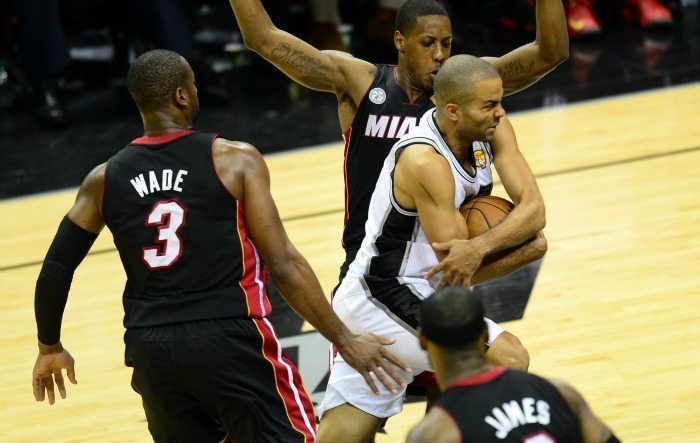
[{"left": 433, "top": 54, "right": 500, "bottom": 107}]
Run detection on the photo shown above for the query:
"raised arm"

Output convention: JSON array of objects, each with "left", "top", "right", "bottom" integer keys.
[
  {"left": 228, "top": 0, "right": 373, "bottom": 103},
  {"left": 32, "top": 163, "right": 106, "bottom": 404},
  {"left": 213, "top": 139, "right": 409, "bottom": 393},
  {"left": 482, "top": 0, "right": 569, "bottom": 95},
  {"left": 550, "top": 379, "right": 620, "bottom": 443}
]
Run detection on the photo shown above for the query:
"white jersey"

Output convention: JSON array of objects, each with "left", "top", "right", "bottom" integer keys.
[{"left": 344, "top": 108, "right": 494, "bottom": 329}]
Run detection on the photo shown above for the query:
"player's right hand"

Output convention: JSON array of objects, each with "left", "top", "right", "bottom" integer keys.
[
  {"left": 338, "top": 333, "right": 411, "bottom": 395},
  {"left": 32, "top": 345, "right": 78, "bottom": 405}
]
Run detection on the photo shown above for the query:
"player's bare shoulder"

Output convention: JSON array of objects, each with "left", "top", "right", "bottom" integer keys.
[
  {"left": 407, "top": 407, "right": 461, "bottom": 443},
  {"left": 212, "top": 138, "right": 267, "bottom": 198},
  {"left": 324, "top": 50, "right": 376, "bottom": 100}
]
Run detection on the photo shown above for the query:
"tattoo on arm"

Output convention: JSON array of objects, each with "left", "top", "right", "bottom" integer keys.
[
  {"left": 271, "top": 43, "right": 322, "bottom": 76},
  {"left": 499, "top": 59, "right": 535, "bottom": 81}
]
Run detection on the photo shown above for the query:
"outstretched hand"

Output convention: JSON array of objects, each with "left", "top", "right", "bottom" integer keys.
[
  {"left": 32, "top": 345, "right": 77, "bottom": 405},
  {"left": 426, "top": 240, "right": 484, "bottom": 288},
  {"left": 337, "top": 333, "right": 411, "bottom": 395}
]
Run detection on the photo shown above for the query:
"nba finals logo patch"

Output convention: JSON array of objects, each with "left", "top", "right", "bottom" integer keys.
[
  {"left": 474, "top": 149, "right": 487, "bottom": 168},
  {"left": 369, "top": 87, "right": 386, "bottom": 104}
]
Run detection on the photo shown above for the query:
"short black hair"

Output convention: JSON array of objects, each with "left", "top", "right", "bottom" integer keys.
[
  {"left": 395, "top": 0, "right": 449, "bottom": 35},
  {"left": 433, "top": 54, "right": 500, "bottom": 106},
  {"left": 419, "top": 286, "right": 486, "bottom": 348},
  {"left": 127, "top": 49, "right": 190, "bottom": 112}
]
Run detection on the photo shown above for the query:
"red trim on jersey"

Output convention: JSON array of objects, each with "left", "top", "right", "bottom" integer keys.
[
  {"left": 392, "top": 65, "right": 425, "bottom": 105},
  {"left": 236, "top": 200, "right": 271, "bottom": 317},
  {"left": 253, "top": 317, "right": 317, "bottom": 442},
  {"left": 447, "top": 367, "right": 507, "bottom": 389},
  {"left": 235, "top": 200, "right": 271, "bottom": 317},
  {"left": 131, "top": 130, "right": 194, "bottom": 145},
  {"left": 341, "top": 126, "right": 352, "bottom": 232}
]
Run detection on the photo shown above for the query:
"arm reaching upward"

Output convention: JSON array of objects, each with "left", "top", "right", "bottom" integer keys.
[
  {"left": 228, "top": 0, "right": 374, "bottom": 129},
  {"left": 482, "top": 0, "right": 569, "bottom": 95}
]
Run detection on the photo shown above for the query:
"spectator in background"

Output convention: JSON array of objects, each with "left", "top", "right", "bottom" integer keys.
[{"left": 12, "top": 0, "right": 71, "bottom": 126}]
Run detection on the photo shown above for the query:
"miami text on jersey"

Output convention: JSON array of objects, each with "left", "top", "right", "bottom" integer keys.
[{"left": 365, "top": 114, "right": 419, "bottom": 139}]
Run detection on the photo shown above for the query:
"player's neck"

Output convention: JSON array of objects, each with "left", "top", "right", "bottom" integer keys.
[
  {"left": 434, "top": 114, "right": 476, "bottom": 169},
  {"left": 141, "top": 111, "right": 192, "bottom": 137},
  {"left": 436, "top": 353, "right": 491, "bottom": 389},
  {"left": 395, "top": 65, "right": 425, "bottom": 102}
]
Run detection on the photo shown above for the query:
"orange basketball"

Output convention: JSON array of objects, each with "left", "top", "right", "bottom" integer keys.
[{"left": 460, "top": 196, "right": 514, "bottom": 238}]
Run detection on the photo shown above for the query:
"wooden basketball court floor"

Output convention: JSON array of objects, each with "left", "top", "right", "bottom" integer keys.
[{"left": 2, "top": 82, "right": 699, "bottom": 442}]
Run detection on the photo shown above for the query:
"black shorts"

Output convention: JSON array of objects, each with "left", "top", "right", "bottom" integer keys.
[{"left": 125, "top": 318, "right": 316, "bottom": 443}]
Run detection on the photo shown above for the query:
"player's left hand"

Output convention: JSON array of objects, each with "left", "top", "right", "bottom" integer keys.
[
  {"left": 32, "top": 344, "right": 78, "bottom": 405},
  {"left": 426, "top": 240, "right": 484, "bottom": 288}
]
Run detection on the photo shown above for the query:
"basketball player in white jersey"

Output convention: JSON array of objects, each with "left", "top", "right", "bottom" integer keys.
[{"left": 316, "top": 55, "right": 547, "bottom": 442}]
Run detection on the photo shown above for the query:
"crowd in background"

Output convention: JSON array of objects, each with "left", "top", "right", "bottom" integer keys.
[{"left": 0, "top": 0, "right": 682, "bottom": 127}]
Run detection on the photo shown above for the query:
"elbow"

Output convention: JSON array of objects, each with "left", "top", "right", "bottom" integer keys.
[
  {"left": 531, "top": 231, "right": 548, "bottom": 261},
  {"left": 240, "top": 25, "right": 278, "bottom": 55}
]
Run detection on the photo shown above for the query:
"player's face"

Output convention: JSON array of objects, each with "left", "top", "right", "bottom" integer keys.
[
  {"left": 458, "top": 77, "right": 505, "bottom": 141},
  {"left": 397, "top": 15, "right": 452, "bottom": 92}
]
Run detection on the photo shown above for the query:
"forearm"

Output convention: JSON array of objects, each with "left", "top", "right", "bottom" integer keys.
[
  {"left": 269, "top": 252, "right": 354, "bottom": 347},
  {"left": 534, "top": 0, "right": 569, "bottom": 65},
  {"left": 229, "top": 0, "right": 276, "bottom": 51},
  {"left": 471, "top": 201, "right": 545, "bottom": 257},
  {"left": 472, "top": 232, "right": 546, "bottom": 284},
  {"left": 35, "top": 216, "right": 98, "bottom": 345}
]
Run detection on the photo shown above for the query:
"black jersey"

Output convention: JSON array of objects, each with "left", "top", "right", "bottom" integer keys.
[
  {"left": 435, "top": 368, "right": 582, "bottom": 442},
  {"left": 342, "top": 64, "right": 433, "bottom": 255},
  {"left": 103, "top": 130, "right": 271, "bottom": 329}
]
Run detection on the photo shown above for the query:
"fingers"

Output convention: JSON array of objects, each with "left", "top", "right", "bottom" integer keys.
[
  {"left": 360, "top": 371, "right": 379, "bottom": 396},
  {"left": 54, "top": 369, "right": 67, "bottom": 399},
  {"left": 431, "top": 241, "right": 450, "bottom": 251},
  {"left": 370, "top": 364, "right": 400, "bottom": 394},
  {"left": 33, "top": 376, "right": 44, "bottom": 402},
  {"left": 375, "top": 335, "right": 397, "bottom": 346},
  {"left": 45, "top": 375, "right": 56, "bottom": 405},
  {"left": 67, "top": 367, "right": 78, "bottom": 385},
  {"left": 425, "top": 263, "right": 444, "bottom": 280}
]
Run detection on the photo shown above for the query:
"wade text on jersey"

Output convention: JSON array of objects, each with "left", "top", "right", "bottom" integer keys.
[{"left": 130, "top": 169, "right": 189, "bottom": 198}]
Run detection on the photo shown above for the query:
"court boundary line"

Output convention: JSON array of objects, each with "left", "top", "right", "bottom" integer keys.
[{"left": 3, "top": 144, "right": 699, "bottom": 273}]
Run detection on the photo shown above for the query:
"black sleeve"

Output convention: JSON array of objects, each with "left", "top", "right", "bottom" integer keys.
[{"left": 35, "top": 216, "right": 98, "bottom": 345}]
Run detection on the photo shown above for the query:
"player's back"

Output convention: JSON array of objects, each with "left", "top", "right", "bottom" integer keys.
[
  {"left": 103, "top": 130, "right": 270, "bottom": 329},
  {"left": 436, "top": 368, "right": 582, "bottom": 442}
]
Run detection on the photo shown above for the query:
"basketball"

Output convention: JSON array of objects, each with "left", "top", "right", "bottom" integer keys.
[{"left": 460, "top": 195, "right": 514, "bottom": 238}]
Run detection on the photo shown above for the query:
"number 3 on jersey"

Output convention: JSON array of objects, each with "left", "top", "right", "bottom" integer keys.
[{"left": 142, "top": 200, "right": 187, "bottom": 269}]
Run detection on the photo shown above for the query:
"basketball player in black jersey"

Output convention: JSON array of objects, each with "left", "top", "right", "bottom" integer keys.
[
  {"left": 408, "top": 286, "right": 619, "bottom": 443},
  {"left": 31, "top": 49, "right": 410, "bottom": 443},
  {"left": 228, "top": 0, "right": 566, "bottom": 282},
  {"left": 228, "top": 0, "right": 566, "bottom": 365}
]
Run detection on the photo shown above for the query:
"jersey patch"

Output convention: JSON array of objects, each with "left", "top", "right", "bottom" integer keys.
[{"left": 369, "top": 87, "right": 387, "bottom": 104}]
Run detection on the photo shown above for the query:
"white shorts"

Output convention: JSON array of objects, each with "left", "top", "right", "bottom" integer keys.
[{"left": 318, "top": 276, "right": 505, "bottom": 419}]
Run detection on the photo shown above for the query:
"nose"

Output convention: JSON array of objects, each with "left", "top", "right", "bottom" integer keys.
[
  {"left": 433, "top": 46, "right": 446, "bottom": 62},
  {"left": 495, "top": 104, "right": 506, "bottom": 119}
]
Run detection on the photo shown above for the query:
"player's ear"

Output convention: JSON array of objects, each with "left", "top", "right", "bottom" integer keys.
[
  {"left": 444, "top": 103, "right": 460, "bottom": 122},
  {"left": 175, "top": 86, "right": 188, "bottom": 107},
  {"left": 394, "top": 30, "right": 405, "bottom": 53}
]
